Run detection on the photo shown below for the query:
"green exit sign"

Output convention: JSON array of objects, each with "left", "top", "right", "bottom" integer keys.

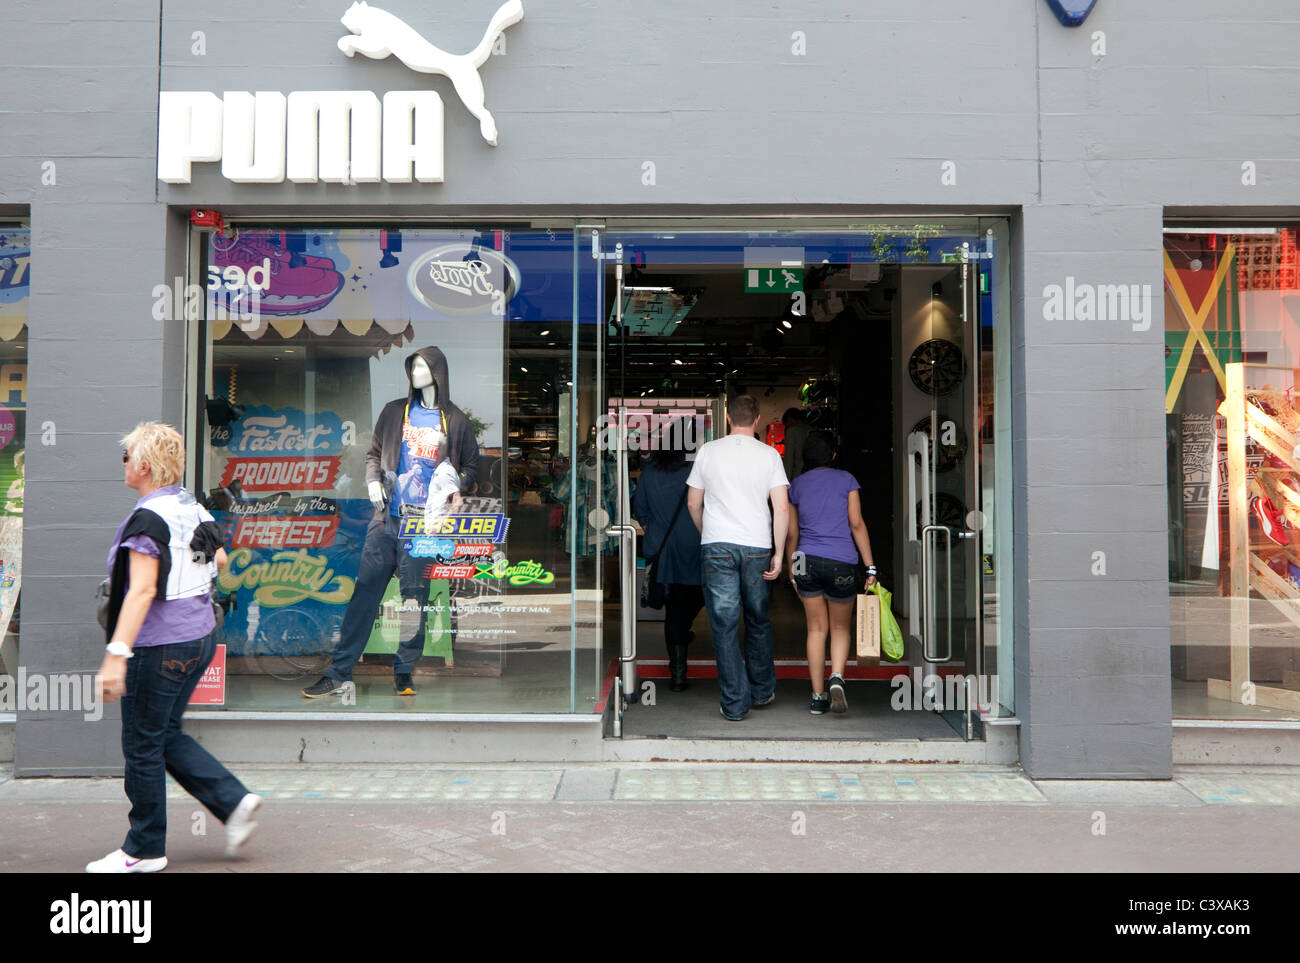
[{"left": 744, "top": 267, "right": 803, "bottom": 293}]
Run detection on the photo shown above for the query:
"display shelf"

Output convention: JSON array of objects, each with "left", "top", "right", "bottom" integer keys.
[{"left": 1216, "top": 361, "right": 1300, "bottom": 711}]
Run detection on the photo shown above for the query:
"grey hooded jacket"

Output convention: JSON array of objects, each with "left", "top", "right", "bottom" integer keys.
[{"left": 365, "top": 346, "right": 481, "bottom": 504}]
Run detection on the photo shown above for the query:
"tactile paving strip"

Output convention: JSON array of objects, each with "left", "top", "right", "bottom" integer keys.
[
  {"left": 1176, "top": 774, "right": 1300, "bottom": 806},
  {"left": 167, "top": 769, "right": 562, "bottom": 802},
  {"left": 612, "top": 769, "right": 1045, "bottom": 803}
]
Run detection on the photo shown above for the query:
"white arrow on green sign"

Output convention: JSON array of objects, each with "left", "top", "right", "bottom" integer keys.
[{"left": 744, "top": 267, "right": 803, "bottom": 293}]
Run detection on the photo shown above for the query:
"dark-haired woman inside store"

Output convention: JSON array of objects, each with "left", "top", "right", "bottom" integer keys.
[
  {"left": 632, "top": 420, "right": 704, "bottom": 691},
  {"left": 785, "top": 431, "right": 877, "bottom": 715}
]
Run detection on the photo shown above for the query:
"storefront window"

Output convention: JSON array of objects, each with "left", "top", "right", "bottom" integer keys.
[
  {"left": 1166, "top": 225, "right": 1300, "bottom": 720},
  {"left": 0, "top": 226, "right": 27, "bottom": 684},
  {"left": 196, "top": 225, "right": 597, "bottom": 713}
]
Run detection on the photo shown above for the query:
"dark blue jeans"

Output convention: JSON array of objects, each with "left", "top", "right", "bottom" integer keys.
[
  {"left": 121, "top": 634, "right": 250, "bottom": 859},
  {"left": 700, "top": 542, "right": 776, "bottom": 718},
  {"left": 327, "top": 512, "right": 430, "bottom": 680}
]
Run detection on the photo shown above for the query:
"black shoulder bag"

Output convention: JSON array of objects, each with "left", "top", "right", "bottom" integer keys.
[{"left": 639, "top": 488, "right": 689, "bottom": 610}]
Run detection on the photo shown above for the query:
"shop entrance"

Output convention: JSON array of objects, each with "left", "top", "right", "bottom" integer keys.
[{"left": 591, "top": 226, "right": 994, "bottom": 743}]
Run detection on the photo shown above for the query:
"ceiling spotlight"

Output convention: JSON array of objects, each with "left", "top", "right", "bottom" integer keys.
[
  {"left": 520, "top": 366, "right": 528, "bottom": 373},
  {"left": 673, "top": 359, "right": 684, "bottom": 365},
  {"left": 781, "top": 319, "right": 792, "bottom": 329},
  {"left": 538, "top": 329, "right": 550, "bottom": 336}
]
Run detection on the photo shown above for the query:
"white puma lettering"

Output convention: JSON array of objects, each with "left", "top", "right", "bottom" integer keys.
[{"left": 337, "top": 0, "right": 524, "bottom": 146}]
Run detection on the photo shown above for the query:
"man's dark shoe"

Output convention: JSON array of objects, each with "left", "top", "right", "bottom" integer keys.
[
  {"left": 719, "top": 705, "right": 747, "bottom": 722},
  {"left": 809, "top": 692, "right": 831, "bottom": 715},
  {"left": 302, "top": 675, "right": 349, "bottom": 699},
  {"left": 394, "top": 673, "right": 416, "bottom": 696},
  {"left": 752, "top": 692, "right": 776, "bottom": 708},
  {"left": 828, "top": 674, "right": 847, "bottom": 714}
]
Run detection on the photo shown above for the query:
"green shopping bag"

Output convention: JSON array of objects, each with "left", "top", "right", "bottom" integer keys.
[{"left": 868, "top": 582, "right": 904, "bottom": 662}]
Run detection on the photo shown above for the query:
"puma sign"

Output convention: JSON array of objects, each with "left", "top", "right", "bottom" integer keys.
[{"left": 158, "top": 1, "right": 524, "bottom": 185}]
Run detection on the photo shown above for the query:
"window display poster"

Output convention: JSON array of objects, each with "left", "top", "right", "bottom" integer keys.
[{"left": 188, "top": 645, "right": 226, "bottom": 705}]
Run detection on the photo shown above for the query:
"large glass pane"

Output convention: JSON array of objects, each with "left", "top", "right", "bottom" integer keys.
[
  {"left": 0, "top": 226, "right": 27, "bottom": 684},
  {"left": 195, "top": 225, "right": 589, "bottom": 713},
  {"left": 1166, "top": 225, "right": 1300, "bottom": 721}
]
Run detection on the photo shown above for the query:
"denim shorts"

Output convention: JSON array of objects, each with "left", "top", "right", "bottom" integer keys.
[{"left": 793, "top": 553, "right": 858, "bottom": 603}]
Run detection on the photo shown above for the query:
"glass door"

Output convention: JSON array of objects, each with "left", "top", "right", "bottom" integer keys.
[{"left": 903, "top": 258, "right": 984, "bottom": 738}]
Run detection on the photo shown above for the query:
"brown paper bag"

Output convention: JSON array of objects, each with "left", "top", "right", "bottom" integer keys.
[{"left": 856, "top": 592, "right": 880, "bottom": 658}]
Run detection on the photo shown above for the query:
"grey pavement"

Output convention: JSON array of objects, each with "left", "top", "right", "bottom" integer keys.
[{"left": 2, "top": 762, "right": 1298, "bottom": 872}]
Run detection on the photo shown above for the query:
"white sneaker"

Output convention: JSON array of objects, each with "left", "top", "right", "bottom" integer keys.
[
  {"left": 86, "top": 848, "right": 167, "bottom": 874},
  {"left": 225, "top": 793, "right": 262, "bottom": 857}
]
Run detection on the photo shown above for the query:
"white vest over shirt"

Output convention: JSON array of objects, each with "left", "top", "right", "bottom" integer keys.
[{"left": 686, "top": 434, "right": 789, "bottom": 548}]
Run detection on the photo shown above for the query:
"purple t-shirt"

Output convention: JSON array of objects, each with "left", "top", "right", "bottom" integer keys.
[
  {"left": 788, "top": 468, "right": 861, "bottom": 565},
  {"left": 106, "top": 485, "right": 216, "bottom": 647}
]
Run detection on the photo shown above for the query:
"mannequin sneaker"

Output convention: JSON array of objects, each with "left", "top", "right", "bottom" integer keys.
[
  {"left": 86, "top": 849, "right": 167, "bottom": 874},
  {"left": 225, "top": 793, "right": 262, "bottom": 857}
]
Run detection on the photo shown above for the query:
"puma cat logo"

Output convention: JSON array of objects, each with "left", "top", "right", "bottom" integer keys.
[{"left": 338, "top": 0, "right": 524, "bottom": 146}]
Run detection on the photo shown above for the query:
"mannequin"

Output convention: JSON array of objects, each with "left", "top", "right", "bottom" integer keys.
[
  {"left": 368, "top": 356, "right": 442, "bottom": 511},
  {"left": 304, "top": 346, "right": 480, "bottom": 699}
]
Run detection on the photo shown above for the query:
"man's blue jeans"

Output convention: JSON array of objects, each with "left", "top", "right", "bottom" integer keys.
[
  {"left": 121, "top": 634, "right": 250, "bottom": 859},
  {"left": 700, "top": 542, "right": 776, "bottom": 718}
]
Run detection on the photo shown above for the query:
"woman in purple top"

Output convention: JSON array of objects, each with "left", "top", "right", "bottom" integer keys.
[
  {"left": 784, "top": 431, "right": 877, "bottom": 715},
  {"left": 89, "top": 422, "right": 260, "bottom": 873}
]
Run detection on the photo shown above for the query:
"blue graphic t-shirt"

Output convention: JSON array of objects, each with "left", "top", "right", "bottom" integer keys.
[{"left": 392, "top": 399, "right": 445, "bottom": 517}]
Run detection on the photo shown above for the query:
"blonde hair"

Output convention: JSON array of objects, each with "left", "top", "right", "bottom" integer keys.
[{"left": 121, "top": 422, "right": 185, "bottom": 487}]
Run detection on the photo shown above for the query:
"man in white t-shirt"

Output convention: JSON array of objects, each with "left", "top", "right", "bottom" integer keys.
[{"left": 686, "top": 394, "right": 790, "bottom": 720}]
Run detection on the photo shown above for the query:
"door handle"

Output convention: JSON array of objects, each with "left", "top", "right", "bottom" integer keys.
[{"left": 921, "top": 523, "right": 952, "bottom": 663}]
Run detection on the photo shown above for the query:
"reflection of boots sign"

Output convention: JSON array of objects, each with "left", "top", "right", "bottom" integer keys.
[
  {"left": 217, "top": 547, "right": 355, "bottom": 606},
  {"left": 407, "top": 245, "right": 520, "bottom": 315}
]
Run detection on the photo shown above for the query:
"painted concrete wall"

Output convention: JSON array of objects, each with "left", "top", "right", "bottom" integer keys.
[{"left": 5, "top": 0, "right": 1300, "bottom": 776}]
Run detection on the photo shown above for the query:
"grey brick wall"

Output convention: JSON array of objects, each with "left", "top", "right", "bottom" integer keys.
[{"left": 5, "top": 0, "right": 1299, "bottom": 776}]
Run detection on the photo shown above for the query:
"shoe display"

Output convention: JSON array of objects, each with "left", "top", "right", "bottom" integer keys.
[
  {"left": 225, "top": 793, "right": 262, "bottom": 857},
  {"left": 85, "top": 849, "right": 167, "bottom": 874},
  {"left": 394, "top": 673, "right": 416, "bottom": 696},
  {"left": 809, "top": 693, "right": 831, "bottom": 715},
  {"left": 302, "top": 675, "right": 350, "bottom": 699},
  {"left": 828, "top": 674, "right": 848, "bottom": 714},
  {"left": 1252, "top": 495, "right": 1288, "bottom": 546}
]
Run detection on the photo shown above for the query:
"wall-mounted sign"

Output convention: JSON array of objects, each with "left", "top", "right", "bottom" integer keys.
[
  {"left": 744, "top": 267, "right": 803, "bottom": 293},
  {"left": 157, "top": 1, "right": 524, "bottom": 184}
]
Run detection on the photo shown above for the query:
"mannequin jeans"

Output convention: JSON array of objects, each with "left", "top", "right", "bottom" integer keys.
[{"left": 327, "top": 513, "right": 431, "bottom": 680}]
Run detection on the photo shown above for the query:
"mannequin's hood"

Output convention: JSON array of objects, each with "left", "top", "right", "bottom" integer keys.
[{"left": 406, "top": 346, "right": 450, "bottom": 407}]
